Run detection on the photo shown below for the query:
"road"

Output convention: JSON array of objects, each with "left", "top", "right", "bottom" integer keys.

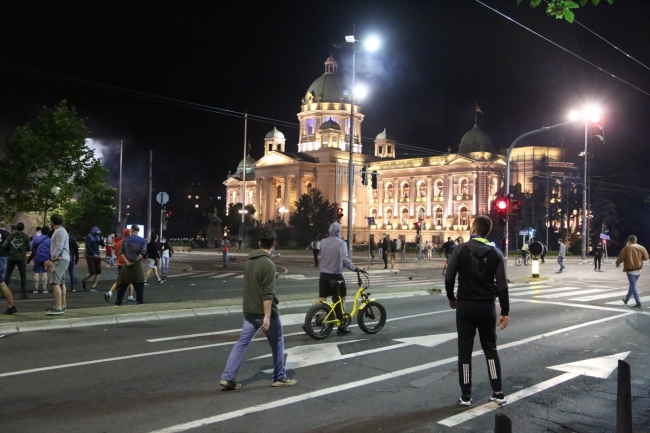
[{"left": 1, "top": 252, "right": 649, "bottom": 432}]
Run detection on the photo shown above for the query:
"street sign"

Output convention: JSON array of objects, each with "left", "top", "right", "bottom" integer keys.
[
  {"left": 600, "top": 233, "right": 610, "bottom": 240},
  {"left": 156, "top": 191, "right": 169, "bottom": 205},
  {"left": 519, "top": 230, "right": 528, "bottom": 235},
  {"left": 367, "top": 217, "right": 375, "bottom": 225}
]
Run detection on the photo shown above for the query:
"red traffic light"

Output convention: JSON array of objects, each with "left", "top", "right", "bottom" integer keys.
[{"left": 496, "top": 199, "right": 507, "bottom": 211}]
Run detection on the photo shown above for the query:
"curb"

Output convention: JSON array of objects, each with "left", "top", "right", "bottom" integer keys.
[{"left": 0, "top": 289, "right": 435, "bottom": 335}]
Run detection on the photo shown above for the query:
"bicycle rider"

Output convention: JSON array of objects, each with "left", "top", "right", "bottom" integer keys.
[
  {"left": 318, "top": 222, "right": 360, "bottom": 335},
  {"left": 520, "top": 241, "right": 530, "bottom": 265}
]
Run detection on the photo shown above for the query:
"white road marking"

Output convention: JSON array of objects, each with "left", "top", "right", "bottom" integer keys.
[
  {"left": 507, "top": 285, "right": 552, "bottom": 293},
  {"left": 145, "top": 313, "right": 633, "bottom": 433},
  {"left": 438, "top": 352, "right": 629, "bottom": 427},
  {"left": 534, "top": 288, "right": 605, "bottom": 299},
  {"left": 508, "top": 298, "right": 650, "bottom": 315},
  {"left": 164, "top": 272, "right": 203, "bottom": 278},
  {"left": 605, "top": 295, "right": 650, "bottom": 305},
  {"left": 569, "top": 290, "right": 629, "bottom": 301},
  {"left": 233, "top": 275, "right": 244, "bottom": 279},
  {"left": 509, "top": 286, "right": 579, "bottom": 296},
  {"left": 208, "top": 272, "right": 237, "bottom": 278},
  {"left": 190, "top": 273, "right": 218, "bottom": 278}
]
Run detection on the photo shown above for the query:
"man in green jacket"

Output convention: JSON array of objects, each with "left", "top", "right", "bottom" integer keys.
[
  {"left": 220, "top": 228, "right": 297, "bottom": 390},
  {"left": 3, "top": 222, "right": 31, "bottom": 299}
]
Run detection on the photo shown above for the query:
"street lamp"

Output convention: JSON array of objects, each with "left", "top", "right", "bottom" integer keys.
[
  {"left": 341, "top": 29, "right": 380, "bottom": 259},
  {"left": 278, "top": 206, "right": 288, "bottom": 223},
  {"left": 569, "top": 105, "right": 601, "bottom": 260}
]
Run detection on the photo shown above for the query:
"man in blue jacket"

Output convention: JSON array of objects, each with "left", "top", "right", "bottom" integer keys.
[
  {"left": 80, "top": 226, "right": 105, "bottom": 291},
  {"left": 31, "top": 227, "right": 51, "bottom": 294}
]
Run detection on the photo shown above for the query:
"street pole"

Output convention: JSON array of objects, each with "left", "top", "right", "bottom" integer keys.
[
  {"left": 241, "top": 111, "right": 248, "bottom": 239},
  {"left": 147, "top": 150, "right": 152, "bottom": 241},
  {"left": 505, "top": 120, "right": 575, "bottom": 280},
  {"left": 347, "top": 25, "right": 356, "bottom": 259},
  {"left": 118, "top": 139, "right": 123, "bottom": 229},
  {"left": 581, "top": 121, "right": 588, "bottom": 260}
]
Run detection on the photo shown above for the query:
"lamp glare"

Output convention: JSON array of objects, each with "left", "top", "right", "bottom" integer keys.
[{"left": 365, "top": 36, "right": 380, "bottom": 51}]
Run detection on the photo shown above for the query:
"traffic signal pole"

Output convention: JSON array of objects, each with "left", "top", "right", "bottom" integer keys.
[{"left": 504, "top": 121, "right": 575, "bottom": 280}]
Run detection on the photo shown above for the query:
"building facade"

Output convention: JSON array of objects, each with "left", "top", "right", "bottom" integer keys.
[{"left": 224, "top": 56, "right": 578, "bottom": 244}]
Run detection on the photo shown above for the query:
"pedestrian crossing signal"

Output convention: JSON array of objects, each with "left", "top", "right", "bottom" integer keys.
[
  {"left": 371, "top": 171, "right": 378, "bottom": 189},
  {"left": 337, "top": 207, "right": 344, "bottom": 220}
]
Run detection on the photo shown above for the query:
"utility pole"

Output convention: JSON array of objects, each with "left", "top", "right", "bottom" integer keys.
[
  {"left": 347, "top": 24, "right": 356, "bottom": 259},
  {"left": 118, "top": 139, "right": 123, "bottom": 229},
  {"left": 147, "top": 150, "right": 152, "bottom": 241},
  {"left": 241, "top": 112, "right": 248, "bottom": 240}
]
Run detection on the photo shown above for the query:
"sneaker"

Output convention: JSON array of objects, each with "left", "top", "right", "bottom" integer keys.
[
  {"left": 158, "top": 279, "right": 164, "bottom": 284},
  {"left": 337, "top": 327, "right": 352, "bottom": 335},
  {"left": 43, "top": 290, "right": 49, "bottom": 294},
  {"left": 220, "top": 378, "right": 241, "bottom": 390},
  {"left": 46, "top": 308, "right": 64, "bottom": 316},
  {"left": 104, "top": 293, "right": 111, "bottom": 303},
  {"left": 622, "top": 298, "right": 628, "bottom": 305},
  {"left": 90, "top": 288, "right": 99, "bottom": 292},
  {"left": 62, "top": 307, "right": 67, "bottom": 312},
  {"left": 144, "top": 282, "right": 149, "bottom": 286},
  {"left": 459, "top": 394, "right": 472, "bottom": 406},
  {"left": 632, "top": 304, "right": 642, "bottom": 309},
  {"left": 128, "top": 296, "right": 136, "bottom": 303},
  {"left": 20, "top": 293, "right": 27, "bottom": 299},
  {"left": 490, "top": 392, "right": 508, "bottom": 405},
  {"left": 71, "top": 288, "right": 76, "bottom": 292},
  {"left": 33, "top": 290, "right": 38, "bottom": 294},
  {"left": 3, "top": 306, "right": 17, "bottom": 315},
  {"left": 272, "top": 377, "right": 297, "bottom": 387},
  {"left": 81, "top": 281, "right": 87, "bottom": 291}
]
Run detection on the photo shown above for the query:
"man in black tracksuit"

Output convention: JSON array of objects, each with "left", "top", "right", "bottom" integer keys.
[{"left": 445, "top": 215, "right": 509, "bottom": 407}]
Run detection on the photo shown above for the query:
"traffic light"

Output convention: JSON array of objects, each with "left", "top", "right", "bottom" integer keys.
[
  {"left": 337, "top": 207, "right": 344, "bottom": 220},
  {"left": 165, "top": 211, "right": 172, "bottom": 219},
  {"left": 414, "top": 220, "right": 422, "bottom": 235},
  {"left": 495, "top": 197, "right": 508, "bottom": 224},
  {"left": 360, "top": 165, "right": 368, "bottom": 186},
  {"left": 327, "top": 208, "right": 335, "bottom": 222},
  {"left": 604, "top": 224, "right": 610, "bottom": 234},
  {"left": 371, "top": 171, "right": 378, "bottom": 190},
  {"left": 510, "top": 199, "right": 522, "bottom": 215}
]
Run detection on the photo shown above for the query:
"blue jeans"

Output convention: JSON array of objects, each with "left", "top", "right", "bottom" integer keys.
[
  {"left": 625, "top": 273, "right": 641, "bottom": 306},
  {"left": 67, "top": 260, "right": 76, "bottom": 289},
  {"left": 161, "top": 256, "right": 169, "bottom": 275},
  {"left": 221, "top": 316, "right": 286, "bottom": 383},
  {"left": 223, "top": 251, "right": 229, "bottom": 266},
  {"left": 558, "top": 256, "right": 565, "bottom": 271}
]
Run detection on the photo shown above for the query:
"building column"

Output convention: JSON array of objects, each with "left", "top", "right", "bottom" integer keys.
[
  {"left": 296, "top": 175, "right": 303, "bottom": 201},
  {"left": 283, "top": 176, "right": 290, "bottom": 222},
  {"left": 446, "top": 174, "right": 454, "bottom": 218},
  {"left": 255, "top": 179, "right": 261, "bottom": 221},
  {"left": 409, "top": 177, "right": 415, "bottom": 216},
  {"left": 266, "top": 178, "right": 273, "bottom": 224},
  {"left": 472, "top": 172, "right": 478, "bottom": 216},
  {"left": 426, "top": 176, "right": 432, "bottom": 217},
  {"left": 378, "top": 179, "right": 384, "bottom": 217}
]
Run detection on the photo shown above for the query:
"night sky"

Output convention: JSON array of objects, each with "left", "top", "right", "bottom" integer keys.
[{"left": 1, "top": 0, "right": 649, "bottom": 234}]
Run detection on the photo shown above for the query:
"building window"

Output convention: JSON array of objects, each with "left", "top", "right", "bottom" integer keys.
[
  {"left": 401, "top": 182, "right": 409, "bottom": 199},
  {"left": 434, "top": 207, "right": 443, "bottom": 226},
  {"left": 417, "top": 180, "right": 426, "bottom": 198},
  {"left": 277, "top": 185, "right": 282, "bottom": 199},
  {"left": 371, "top": 208, "right": 378, "bottom": 219},
  {"left": 401, "top": 208, "right": 409, "bottom": 224},
  {"left": 385, "top": 183, "right": 394, "bottom": 199},
  {"left": 195, "top": 195, "right": 199, "bottom": 200},
  {"left": 306, "top": 182, "right": 312, "bottom": 194},
  {"left": 459, "top": 207, "right": 469, "bottom": 226},
  {"left": 435, "top": 180, "right": 444, "bottom": 197},
  {"left": 459, "top": 178, "right": 469, "bottom": 196},
  {"left": 195, "top": 204, "right": 199, "bottom": 208},
  {"left": 187, "top": 195, "right": 191, "bottom": 199},
  {"left": 385, "top": 207, "right": 393, "bottom": 220},
  {"left": 306, "top": 118, "right": 315, "bottom": 135},
  {"left": 417, "top": 207, "right": 425, "bottom": 219},
  {"left": 345, "top": 118, "right": 350, "bottom": 135}
]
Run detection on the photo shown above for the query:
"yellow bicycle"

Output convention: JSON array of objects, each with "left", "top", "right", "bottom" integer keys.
[{"left": 302, "top": 269, "right": 387, "bottom": 340}]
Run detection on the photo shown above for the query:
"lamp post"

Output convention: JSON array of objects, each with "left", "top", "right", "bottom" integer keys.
[
  {"left": 341, "top": 29, "right": 379, "bottom": 259},
  {"left": 278, "top": 206, "right": 288, "bottom": 223},
  {"left": 569, "top": 106, "right": 601, "bottom": 261}
]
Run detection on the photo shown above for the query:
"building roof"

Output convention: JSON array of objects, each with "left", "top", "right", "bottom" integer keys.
[
  {"left": 235, "top": 155, "right": 256, "bottom": 175},
  {"left": 458, "top": 124, "right": 494, "bottom": 153},
  {"left": 265, "top": 127, "right": 285, "bottom": 139},
  {"left": 320, "top": 119, "right": 341, "bottom": 130},
  {"left": 375, "top": 128, "right": 395, "bottom": 140},
  {"left": 280, "top": 151, "right": 319, "bottom": 163},
  {"left": 305, "top": 57, "right": 344, "bottom": 103}
]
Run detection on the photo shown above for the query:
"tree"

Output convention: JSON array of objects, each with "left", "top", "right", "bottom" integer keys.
[
  {"left": 62, "top": 161, "right": 116, "bottom": 237},
  {"left": 0, "top": 101, "right": 98, "bottom": 226},
  {"left": 289, "top": 188, "right": 330, "bottom": 246},
  {"left": 517, "top": 0, "right": 613, "bottom": 23},
  {"left": 222, "top": 203, "right": 256, "bottom": 236}
]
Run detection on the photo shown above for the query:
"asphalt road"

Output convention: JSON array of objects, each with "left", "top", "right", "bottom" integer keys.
[{"left": 1, "top": 273, "right": 649, "bottom": 432}]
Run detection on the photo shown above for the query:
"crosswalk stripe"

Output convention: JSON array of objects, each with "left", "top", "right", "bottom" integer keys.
[
  {"left": 569, "top": 290, "right": 632, "bottom": 301},
  {"left": 190, "top": 273, "right": 219, "bottom": 278},
  {"left": 605, "top": 295, "right": 650, "bottom": 305},
  {"left": 510, "top": 286, "right": 579, "bottom": 296},
  {"left": 534, "top": 288, "right": 605, "bottom": 299},
  {"left": 165, "top": 272, "right": 202, "bottom": 278},
  {"left": 209, "top": 272, "right": 237, "bottom": 279},
  {"left": 508, "top": 285, "right": 552, "bottom": 293},
  {"left": 233, "top": 275, "right": 244, "bottom": 279}
]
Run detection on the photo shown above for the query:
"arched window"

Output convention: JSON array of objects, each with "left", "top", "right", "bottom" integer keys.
[
  {"left": 417, "top": 180, "right": 426, "bottom": 198},
  {"left": 231, "top": 191, "right": 238, "bottom": 204},
  {"left": 434, "top": 206, "right": 443, "bottom": 226},
  {"left": 370, "top": 208, "right": 378, "bottom": 220},
  {"left": 459, "top": 178, "right": 469, "bottom": 196},
  {"left": 491, "top": 177, "right": 499, "bottom": 197},
  {"left": 401, "top": 207, "right": 409, "bottom": 224},
  {"left": 248, "top": 190, "right": 254, "bottom": 205},
  {"left": 401, "top": 182, "right": 410, "bottom": 199},
  {"left": 276, "top": 185, "right": 282, "bottom": 199},
  {"left": 385, "top": 207, "right": 393, "bottom": 220},
  {"left": 371, "top": 188, "right": 378, "bottom": 200},
  {"left": 435, "top": 179, "right": 444, "bottom": 197},
  {"left": 459, "top": 206, "right": 469, "bottom": 226},
  {"left": 385, "top": 183, "right": 394, "bottom": 199},
  {"left": 306, "top": 182, "right": 312, "bottom": 194},
  {"left": 417, "top": 207, "right": 425, "bottom": 220}
]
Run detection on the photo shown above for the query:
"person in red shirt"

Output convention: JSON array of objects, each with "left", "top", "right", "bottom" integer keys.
[{"left": 104, "top": 228, "right": 135, "bottom": 303}]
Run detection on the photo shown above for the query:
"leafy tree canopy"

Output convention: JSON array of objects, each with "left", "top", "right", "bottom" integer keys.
[
  {"left": 517, "top": 0, "right": 613, "bottom": 23},
  {"left": 289, "top": 188, "right": 330, "bottom": 246}
]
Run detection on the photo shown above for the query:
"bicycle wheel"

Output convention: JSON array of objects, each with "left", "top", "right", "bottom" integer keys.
[
  {"left": 357, "top": 301, "right": 387, "bottom": 334},
  {"left": 303, "top": 303, "right": 335, "bottom": 340},
  {"left": 514, "top": 257, "right": 522, "bottom": 266}
]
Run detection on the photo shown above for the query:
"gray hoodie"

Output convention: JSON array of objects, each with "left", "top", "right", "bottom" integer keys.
[{"left": 319, "top": 223, "right": 357, "bottom": 276}]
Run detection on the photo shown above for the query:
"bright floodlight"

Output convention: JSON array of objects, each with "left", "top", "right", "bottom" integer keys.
[
  {"left": 568, "top": 110, "right": 580, "bottom": 121},
  {"left": 354, "top": 84, "right": 368, "bottom": 99},
  {"left": 569, "top": 106, "right": 601, "bottom": 123},
  {"left": 345, "top": 35, "right": 355, "bottom": 43},
  {"left": 364, "top": 36, "right": 380, "bottom": 51}
]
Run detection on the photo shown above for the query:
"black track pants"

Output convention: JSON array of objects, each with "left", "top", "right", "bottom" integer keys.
[{"left": 456, "top": 300, "right": 503, "bottom": 394}]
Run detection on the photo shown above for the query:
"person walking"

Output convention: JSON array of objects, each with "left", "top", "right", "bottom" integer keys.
[
  {"left": 143, "top": 233, "right": 164, "bottom": 285},
  {"left": 104, "top": 228, "right": 135, "bottom": 303},
  {"left": 369, "top": 237, "right": 376, "bottom": 260},
  {"left": 80, "top": 226, "right": 105, "bottom": 292},
  {"left": 237, "top": 237, "right": 243, "bottom": 250},
  {"left": 426, "top": 241, "right": 433, "bottom": 260},
  {"left": 594, "top": 242, "right": 603, "bottom": 271},
  {"left": 616, "top": 235, "right": 648, "bottom": 308},
  {"left": 539, "top": 242, "right": 547, "bottom": 264},
  {"left": 30, "top": 226, "right": 51, "bottom": 294},
  {"left": 221, "top": 236, "right": 230, "bottom": 268},
  {"left": 44, "top": 215, "right": 70, "bottom": 316},
  {"left": 377, "top": 238, "right": 383, "bottom": 263},
  {"left": 440, "top": 237, "right": 454, "bottom": 276},
  {"left": 0, "top": 221, "right": 17, "bottom": 314},
  {"left": 68, "top": 236, "right": 79, "bottom": 291},
  {"left": 445, "top": 215, "right": 509, "bottom": 407},
  {"left": 106, "top": 232, "right": 115, "bottom": 267},
  {"left": 114, "top": 225, "right": 147, "bottom": 305},
  {"left": 389, "top": 238, "right": 398, "bottom": 269},
  {"left": 307, "top": 236, "right": 320, "bottom": 267},
  {"left": 395, "top": 238, "right": 402, "bottom": 261},
  {"left": 159, "top": 235, "right": 174, "bottom": 278},
  {"left": 3, "top": 222, "right": 31, "bottom": 299},
  {"left": 557, "top": 239, "right": 566, "bottom": 273},
  {"left": 219, "top": 228, "right": 297, "bottom": 390},
  {"left": 381, "top": 234, "right": 389, "bottom": 269},
  {"left": 400, "top": 238, "right": 406, "bottom": 261},
  {"left": 315, "top": 223, "right": 360, "bottom": 335}
]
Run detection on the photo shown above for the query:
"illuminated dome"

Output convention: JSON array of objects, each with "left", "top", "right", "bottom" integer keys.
[
  {"left": 304, "top": 56, "right": 343, "bottom": 103},
  {"left": 320, "top": 119, "right": 341, "bottom": 130},
  {"left": 375, "top": 128, "right": 395, "bottom": 140},
  {"left": 459, "top": 124, "right": 493, "bottom": 153},
  {"left": 265, "top": 127, "right": 285, "bottom": 139},
  {"left": 235, "top": 155, "right": 256, "bottom": 176}
]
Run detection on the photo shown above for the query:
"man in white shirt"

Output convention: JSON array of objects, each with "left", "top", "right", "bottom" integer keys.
[
  {"left": 44, "top": 214, "right": 70, "bottom": 315},
  {"left": 557, "top": 240, "right": 566, "bottom": 273}
]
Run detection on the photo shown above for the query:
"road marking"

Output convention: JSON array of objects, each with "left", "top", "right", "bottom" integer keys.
[
  {"left": 569, "top": 290, "right": 629, "bottom": 301},
  {"left": 533, "top": 288, "right": 605, "bottom": 299},
  {"left": 509, "top": 286, "right": 579, "bottom": 296},
  {"left": 145, "top": 313, "right": 633, "bottom": 433},
  {"left": 507, "top": 285, "right": 552, "bottom": 293},
  {"left": 516, "top": 298, "right": 650, "bottom": 314},
  {"left": 438, "top": 352, "right": 629, "bottom": 427},
  {"left": 233, "top": 275, "right": 244, "bottom": 279},
  {"left": 165, "top": 272, "right": 203, "bottom": 278},
  {"left": 208, "top": 272, "right": 237, "bottom": 278},
  {"left": 605, "top": 295, "right": 650, "bottom": 305}
]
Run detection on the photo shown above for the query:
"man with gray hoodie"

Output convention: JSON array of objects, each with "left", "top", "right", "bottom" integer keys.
[
  {"left": 80, "top": 226, "right": 105, "bottom": 291},
  {"left": 317, "top": 222, "right": 360, "bottom": 335}
]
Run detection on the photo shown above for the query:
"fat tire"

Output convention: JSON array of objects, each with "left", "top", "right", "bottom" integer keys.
[
  {"left": 357, "top": 301, "right": 387, "bottom": 334},
  {"left": 303, "top": 303, "right": 334, "bottom": 340}
]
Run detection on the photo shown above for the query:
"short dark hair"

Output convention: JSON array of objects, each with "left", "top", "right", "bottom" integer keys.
[
  {"left": 152, "top": 233, "right": 158, "bottom": 241},
  {"left": 259, "top": 228, "right": 277, "bottom": 249},
  {"left": 36, "top": 226, "right": 42, "bottom": 231},
  {"left": 50, "top": 214, "right": 63, "bottom": 226},
  {"left": 472, "top": 215, "right": 492, "bottom": 238},
  {"left": 41, "top": 226, "right": 51, "bottom": 236},
  {"left": 130, "top": 224, "right": 140, "bottom": 233},
  {"left": 16, "top": 222, "right": 24, "bottom": 231},
  {"left": 628, "top": 235, "right": 637, "bottom": 243}
]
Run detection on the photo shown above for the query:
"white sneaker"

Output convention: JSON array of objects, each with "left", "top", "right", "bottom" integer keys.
[
  {"left": 43, "top": 290, "right": 49, "bottom": 294},
  {"left": 33, "top": 290, "right": 39, "bottom": 294}
]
